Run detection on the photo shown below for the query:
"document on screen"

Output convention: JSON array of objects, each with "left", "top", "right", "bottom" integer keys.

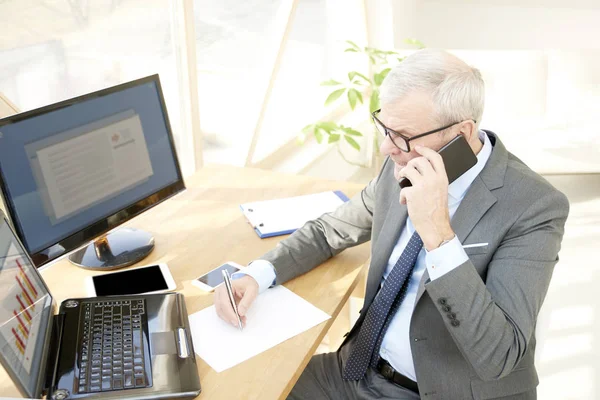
[{"left": 32, "top": 112, "right": 153, "bottom": 222}]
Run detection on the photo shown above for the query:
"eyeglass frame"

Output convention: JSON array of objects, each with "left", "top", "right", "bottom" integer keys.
[{"left": 371, "top": 108, "right": 476, "bottom": 152}]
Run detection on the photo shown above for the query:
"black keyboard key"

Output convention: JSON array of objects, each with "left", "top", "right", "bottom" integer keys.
[
  {"left": 135, "top": 377, "right": 145, "bottom": 387},
  {"left": 90, "top": 385, "right": 101, "bottom": 392},
  {"left": 124, "top": 374, "right": 134, "bottom": 388},
  {"left": 113, "top": 378, "right": 123, "bottom": 390}
]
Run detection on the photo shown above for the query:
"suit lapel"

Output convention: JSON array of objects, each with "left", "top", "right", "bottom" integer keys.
[{"left": 364, "top": 182, "right": 408, "bottom": 308}]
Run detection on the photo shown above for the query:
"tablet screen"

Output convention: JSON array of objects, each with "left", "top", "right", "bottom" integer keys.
[{"left": 92, "top": 265, "right": 168, "bottom": 296}]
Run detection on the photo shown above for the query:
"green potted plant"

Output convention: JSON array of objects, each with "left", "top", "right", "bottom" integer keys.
[{"left": 299, "top": 39, "right": 425, "bottom": 168}]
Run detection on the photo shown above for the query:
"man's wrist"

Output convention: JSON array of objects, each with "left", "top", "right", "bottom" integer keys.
[{"left": 423, "top": 228, "right": 455, "bottom": 251}]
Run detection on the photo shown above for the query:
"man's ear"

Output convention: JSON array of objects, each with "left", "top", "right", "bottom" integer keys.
[{"left": 458, "top": 120, "right": 477, "bottom": 143}]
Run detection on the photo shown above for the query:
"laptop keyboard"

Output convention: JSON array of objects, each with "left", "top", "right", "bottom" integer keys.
[{"left": 77, "top": 299, "right": 150, "bottom": 393}]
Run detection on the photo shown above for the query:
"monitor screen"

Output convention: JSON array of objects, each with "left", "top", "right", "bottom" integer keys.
[
  {"left": 0, "top": 75, "right": 185, "bottom": 267},
  {"left": 0, "top": 213, "right": 53, "bottom": 398}
]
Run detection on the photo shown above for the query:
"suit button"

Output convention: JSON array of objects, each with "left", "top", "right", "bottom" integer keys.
[
  {"left": 438, "top": 298, "right": 447, "bottom": 305},
  {"left": 442, "top": 305, "right": 451, "bottom": 312},
  {"left": 447, "top": 312, "right": 456, "bottom": 319},
  {"left": 451, "top": 319, "right": 460, "bottom": 327}
]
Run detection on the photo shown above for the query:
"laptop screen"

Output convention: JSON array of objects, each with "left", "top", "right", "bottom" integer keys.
[{"left": 0, "top": 215, "right": 54, "bottom": 398}]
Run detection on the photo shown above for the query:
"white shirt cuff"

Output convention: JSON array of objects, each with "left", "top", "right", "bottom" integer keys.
[
  {"left": 232, "top": 259, "right": 277, "bottom": 293},
  {"left": 425, "top": 235, "right": 469, "bottom": 281}
]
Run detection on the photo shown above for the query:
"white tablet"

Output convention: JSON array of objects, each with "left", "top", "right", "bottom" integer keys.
[
  {"left": 84, "top": 263, "right": 177, "bottom": 297},
  {"left": 191, "top": 261, "right": 243, "bottom": 292}
]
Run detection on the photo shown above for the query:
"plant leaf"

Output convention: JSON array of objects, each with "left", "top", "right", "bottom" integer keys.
[
  {"left": 344, "top": 135, "right": 361, "bottom": 151},
  {"left": 374, "top": 68, "right": 391, "bottom": 86},
  {"left": 348, "top": 71, "right": 370, "bottom": 84},
  {"left": 314, "top": 128, "right": 324, "bottom": 144},
  {"left": 344, "top": 48, "right": 359, "bottom": 53},
  {"left": 370, "top": 89, "right": 380, "bottom": 113},
  {"left": 347, "top": 89, "right": 358, "bottom": 110},
  {"left": 345, "top": 40, "right": 360, "bottom": 51},
  {"left": 328, "top": 134, "right": 340, "bottom": 143},
  {"left": 301, "top": 124, "right": 314, "bottom": 133},
  {"left": 404, "top": 38, "right": 426, "bottom": 48},
  {"left": 325, "top": 88, "right": 346, "bottom": 106},
  {"left": 341, "top": 126, "right": 363, "bottom": 136},
  {"left": 317, "top": 121, "right": 338, "bottom": 132},
  {"left": 355, "top": 90, "right": 363, "bottom": 104},
  {"left": 320, "top": 79, "right": 342, "bottom": 86},
  {"left": 380, "top": 68, "right": 391, "bottom": 79}
]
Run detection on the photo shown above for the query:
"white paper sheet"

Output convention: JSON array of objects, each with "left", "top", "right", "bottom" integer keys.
[
  {"left": 240, "top": 191, "right": 346, "bottom": 237},
  {"left": 188, "top": 286, "right": 331, "bottom": 372}
]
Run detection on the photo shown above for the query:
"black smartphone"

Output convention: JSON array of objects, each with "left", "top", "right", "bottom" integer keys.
[{"left": 399, "top": 135, "right": 477, "bottom": 189}]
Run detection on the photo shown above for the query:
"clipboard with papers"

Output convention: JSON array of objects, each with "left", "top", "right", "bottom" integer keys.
[{"left": 239, "top": 191, "right": 349, "bottom": 238}]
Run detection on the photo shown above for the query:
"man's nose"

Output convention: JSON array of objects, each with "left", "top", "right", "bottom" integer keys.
[{"left": 380, "top": 134, "right": 402, "bottom": 156}]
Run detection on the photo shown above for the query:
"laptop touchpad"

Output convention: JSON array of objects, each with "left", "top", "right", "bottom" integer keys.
[{"left": 151, "top": 331, "right": 178, "bottom": 354}]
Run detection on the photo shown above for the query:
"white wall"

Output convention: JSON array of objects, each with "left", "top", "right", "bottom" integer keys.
[
  {"left": 364, "top": 0, "right": 600, "bottom": 174},
  {"left": 395, "top": 0, "right": 600, "bottom": 51}
]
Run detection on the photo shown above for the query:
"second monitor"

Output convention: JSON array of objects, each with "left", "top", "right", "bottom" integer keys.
[{"left": 0, "top": 75, "right": 185, "bottom": 270}]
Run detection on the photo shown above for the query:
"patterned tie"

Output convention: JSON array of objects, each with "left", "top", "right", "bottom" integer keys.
[{"left": 343, "top": 231, "right": 423, "bottom": 380}]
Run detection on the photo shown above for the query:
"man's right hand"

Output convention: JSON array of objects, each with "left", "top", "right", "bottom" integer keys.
[{"left": 214, "top": 274, "right": 259, "bottom": 328}]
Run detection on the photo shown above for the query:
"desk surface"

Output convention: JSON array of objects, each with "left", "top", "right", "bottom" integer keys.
[{"left": 0, "top": 165, "right": 371, "bottom": 399}]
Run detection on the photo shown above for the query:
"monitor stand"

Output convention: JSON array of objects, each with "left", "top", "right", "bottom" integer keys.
[{"left": 68, "top": 227, "right": 155, "bottom": 270}]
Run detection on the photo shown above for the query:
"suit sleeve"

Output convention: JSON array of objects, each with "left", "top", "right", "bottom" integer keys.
[
  {"left": 424, "top": 189, "right": 569, "bottom": 381},
  {"left": 258, "top": 159, "right": 387, "bottom": 285}
]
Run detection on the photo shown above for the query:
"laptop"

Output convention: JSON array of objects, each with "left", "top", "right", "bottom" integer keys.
[{"left": 0, "top": 210, "right": 202, "bottom": 400}]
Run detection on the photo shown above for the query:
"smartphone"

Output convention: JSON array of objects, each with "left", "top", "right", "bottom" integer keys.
[
  {"left": 84, "top": 263, "right": 177, "bottom": 296},
  {"left": 399, "top": 135, "right": 477, "bottom": 189},
  {"left": 191, "top": 261, "right": 243, "bottom": 292}
]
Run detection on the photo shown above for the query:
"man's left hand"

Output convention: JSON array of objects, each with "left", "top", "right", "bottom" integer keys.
[{"left": 398, "top": 145, "right": 455, "bottom": 251}]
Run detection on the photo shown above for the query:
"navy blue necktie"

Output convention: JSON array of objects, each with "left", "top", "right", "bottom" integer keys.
[{"left": 343, "top": 231, "right": 423, "bottom": 380}]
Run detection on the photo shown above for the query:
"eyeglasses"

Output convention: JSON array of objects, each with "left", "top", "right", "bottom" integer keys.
[{"left": 371, "top": 109, "right": 476, "bottom": 152}]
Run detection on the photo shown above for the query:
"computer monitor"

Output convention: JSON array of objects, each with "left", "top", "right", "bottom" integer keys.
[{"left": 0, "top": 75, "right": 185, "bottom": 270}]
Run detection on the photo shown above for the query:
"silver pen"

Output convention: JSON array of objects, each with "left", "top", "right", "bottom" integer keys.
[{"left": 222, "top": 269, "right": 243, "bottom": 331}]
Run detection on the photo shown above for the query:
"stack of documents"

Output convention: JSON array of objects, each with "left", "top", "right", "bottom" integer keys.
[
  {"left": 240, "top": 191, "right": 349, "bottom": 238},
  {"left": 188, "top": 286, "right": 331, "bottom": 372}
]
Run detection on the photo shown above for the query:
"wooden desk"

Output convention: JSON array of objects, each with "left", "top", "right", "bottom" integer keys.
[{"left": 0, "top": 165, "right": 371, "bottom": 399}]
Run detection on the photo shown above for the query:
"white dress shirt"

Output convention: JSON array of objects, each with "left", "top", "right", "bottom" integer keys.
[{"left": 235, "top": 131, "right": 493, "bottom": 382}]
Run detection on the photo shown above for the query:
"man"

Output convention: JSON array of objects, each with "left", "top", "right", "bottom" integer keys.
[{"left": 214, "top": 49, "right": 569, "bottom": 399}]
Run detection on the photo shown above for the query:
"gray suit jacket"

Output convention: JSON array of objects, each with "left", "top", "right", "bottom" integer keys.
[{"left": 260, "top": 132, "right": 569, "bottom": 399}]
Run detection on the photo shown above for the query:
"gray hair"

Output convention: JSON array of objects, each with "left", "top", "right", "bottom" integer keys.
[{"left": 379, "top": 49, "right": 485, "bottom": 129}]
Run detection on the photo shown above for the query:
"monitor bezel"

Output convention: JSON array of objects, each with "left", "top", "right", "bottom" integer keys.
[{"left": 0, "top": 74, "right": 186, "bottom": 268}]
